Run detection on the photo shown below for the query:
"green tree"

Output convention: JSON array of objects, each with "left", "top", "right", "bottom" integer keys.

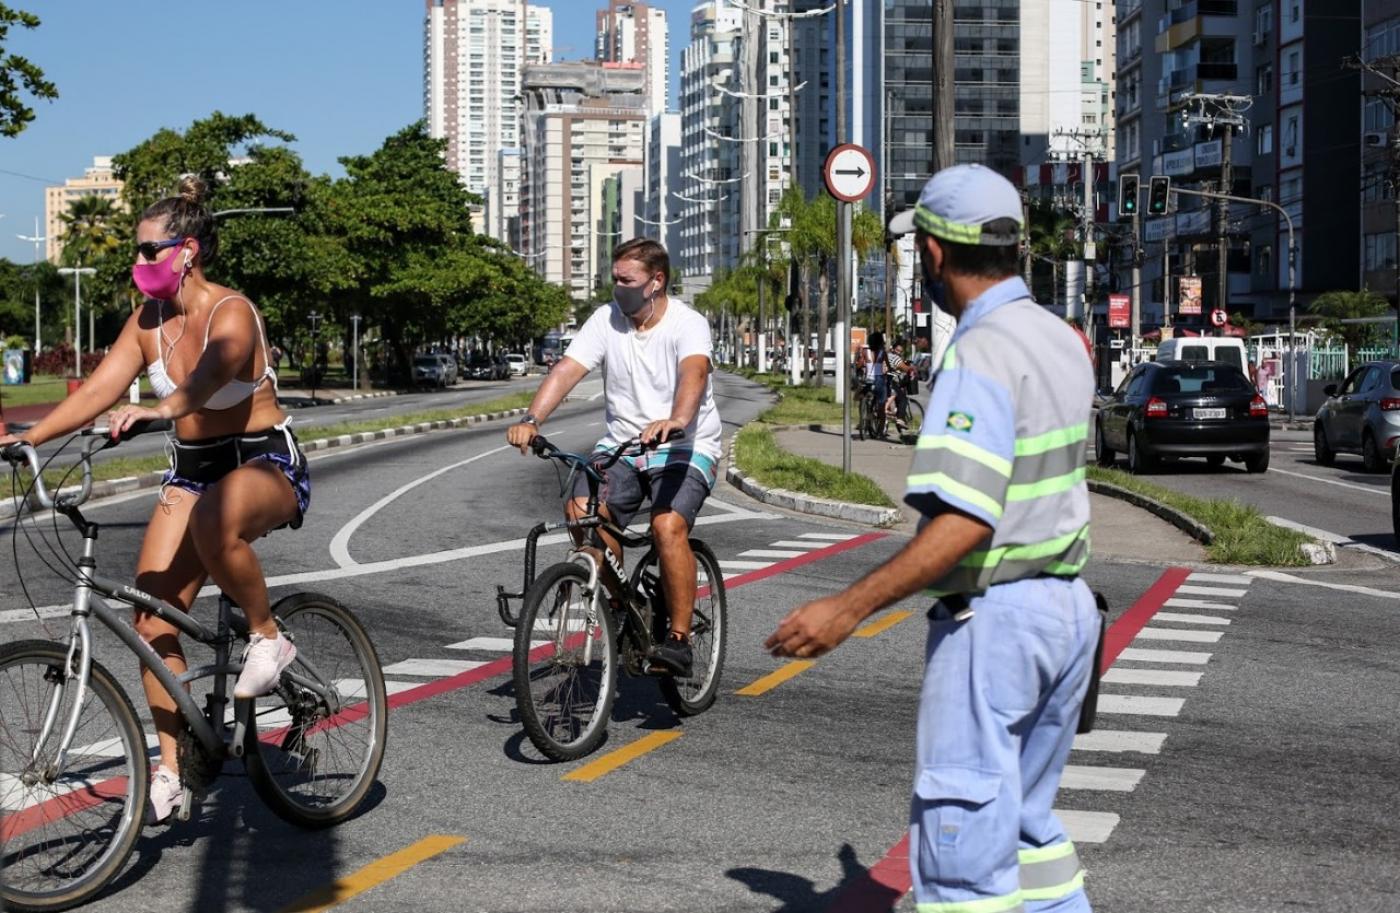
[
  {"left": 0, "top": 4, "right": 56, "bottom": 138},
  {"left": 1309, "top": 289, "right": 1392, "bottom": 352},
  {"left": 1026, "top": 201, "right": 1079, "bottom": 308}
]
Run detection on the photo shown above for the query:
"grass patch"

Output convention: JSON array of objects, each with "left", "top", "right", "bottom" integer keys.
[
  {"left": 16, "top": 391, "right": 534, "bottom": 490},
  {"left": 734, "top": 424, "right": 894, "bottom": 508},
  {"left": 1088, "top": 465, "right": 1313, "bottom": 566}
]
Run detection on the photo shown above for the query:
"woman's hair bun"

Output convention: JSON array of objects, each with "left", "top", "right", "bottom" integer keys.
[{"left": 176, "top": 174, "right": 208, "bottom": 205}]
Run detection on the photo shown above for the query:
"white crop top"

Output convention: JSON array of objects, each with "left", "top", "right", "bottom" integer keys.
[{"left": 147, "top": 295, "right": 278, "bottom": 411}]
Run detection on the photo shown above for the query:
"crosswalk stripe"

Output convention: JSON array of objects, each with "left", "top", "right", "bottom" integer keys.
[
  {"left": 445, "top": 637, "right": 543, "bottom": 652},
  {"left": 380, "top": 658, "right": 489, "bottom": 677},
  {"left": 1135, "top": 627, "right": 1223, "bottom": 644},
  {"left": 1060, "top": 765, "right": 1145, "bottom": 792},
  {"left": 533, "top": 619, "right": 587, "bottom": 632},
  {"left": 1056, "top": 809, "right": 1120, "bottom": 844},
  {"left": 1102, "top": 668, "right": 1203, "bottom": 687},
  {"left": 335, "top": 679, "right": 421, "bottom": 698},
  {"left": 719, "top": 560, "right": 774, "bottom": 571},
  {"left": 739, "top": 549, "right": 808, "bottom": 559},
  {"left": 1153, "top": 612, "right": 1231, "bottom": 626},
  {"left": 1072, "top": 730, "right": 1167, "bottom": 754},
  {"left": 1164, "top": 598, "right": 1237, "bottom": 611},
  {"left": 1097, "top": 694, "right": 1185, "bottom": 717},
  {"left": 1175, "top": 584, "right": 1248, "bottom": 598},
  {"left": 798, "top": 533, "right": 860, "bottom": 541},
  {"left": 768, "top": 540, "right": 831, "bottom": 550},
  {"left": 1116, "top": 647, "right": 1212, "bottom": 664},
  {"left": 1187, "top": 573, "right": 1252, "bottom": 585}
]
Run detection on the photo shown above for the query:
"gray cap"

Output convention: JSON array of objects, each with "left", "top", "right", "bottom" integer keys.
[{"left": 888, "top": 163, "right": 1023, "bottom": 246}]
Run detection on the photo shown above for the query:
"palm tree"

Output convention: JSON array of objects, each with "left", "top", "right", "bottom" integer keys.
[
  {"left": 1026, "top": 201, "right": 1080, "bottom": 309},
  {"left": 59, "top": 195, "right": 126, "bottom": 349}
]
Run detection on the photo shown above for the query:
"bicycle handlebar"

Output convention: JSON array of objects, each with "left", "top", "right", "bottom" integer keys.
[
  {"left": 1, "top": 419, "right": 173, "bottom": 510},
  {"left": 529, "top": 428, "right": 685, "bottom": 476}
]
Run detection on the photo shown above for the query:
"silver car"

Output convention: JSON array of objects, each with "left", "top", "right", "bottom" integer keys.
[{"left": 1313, "top": 360, "right": 1400, "bottom": 472}]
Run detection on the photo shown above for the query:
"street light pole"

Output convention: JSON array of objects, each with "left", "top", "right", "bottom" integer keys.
[
  {"left": 307, "top": 310, "right": 323, "bottom": 404},
  {"left": 351, "top": 314, "right": 362, "bottom": 392},
  {"left": 17, "top": 218, "right": 47, "bottom": 352},
  {"left": 57, "top": 266, "right": 96, "bottom": 378}
]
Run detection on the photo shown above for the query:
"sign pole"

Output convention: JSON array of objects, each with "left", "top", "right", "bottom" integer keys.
[{"left": 823, "top": 143, "right": 877, "bottom": 476}]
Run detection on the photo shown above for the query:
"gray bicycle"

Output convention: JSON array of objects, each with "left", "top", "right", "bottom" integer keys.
[{"left": 0, "top": 422, "right": 387, "bottom": 913}]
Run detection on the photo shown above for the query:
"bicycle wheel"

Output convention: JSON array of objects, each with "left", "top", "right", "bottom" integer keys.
[
  {"left": 244, "top": 593, "right": 387, "bottom": 829},
  {"left": 514, "top": 562, "right": 618, "bottom": 762},
  {"left": 0, "top": 640, "right": 147, "bottom": 913},
  {"left": 652, "top": 541, "right": 728, "bottom": 717},
  {"left": 856, "top": 393, "right": 869, "bottom": 441},
  {"left": 904, "top": 398, "right": 925, "bottom": 438}
]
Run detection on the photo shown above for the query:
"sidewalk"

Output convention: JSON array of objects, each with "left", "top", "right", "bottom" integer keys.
[{"left": 771, "top": 425, "right": 1206, "bottom": 562}]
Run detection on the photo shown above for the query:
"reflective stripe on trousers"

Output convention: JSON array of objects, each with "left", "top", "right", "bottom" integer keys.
[{"left": 1019, "top": 842, "right": 1085, "bottom": 902}]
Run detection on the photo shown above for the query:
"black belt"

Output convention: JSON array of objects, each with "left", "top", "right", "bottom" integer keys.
[{"left": 930, "top": 573, "right": 1080, "bottom": 619}]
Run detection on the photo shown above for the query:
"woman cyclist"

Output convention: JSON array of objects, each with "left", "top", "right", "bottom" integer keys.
[{"left": 0, "top": 176, "right": 310, "bottom": 824}]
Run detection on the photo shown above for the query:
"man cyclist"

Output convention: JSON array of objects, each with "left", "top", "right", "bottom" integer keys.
[{"left": 506, "top": 238, "right": 722, "bottom": 676}]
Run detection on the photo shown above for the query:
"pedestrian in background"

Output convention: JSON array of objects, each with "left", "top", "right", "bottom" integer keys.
[{"left": 766, "top": 164, "right": 1098, "bottom": 913}]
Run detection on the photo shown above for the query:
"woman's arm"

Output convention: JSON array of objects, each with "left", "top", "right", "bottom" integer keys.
[
  {"left": 10, "top": 309, "right": 147, "bottom": 446},
  {"left": 153, "top": 298, "right": 258, "bottom": 420}
]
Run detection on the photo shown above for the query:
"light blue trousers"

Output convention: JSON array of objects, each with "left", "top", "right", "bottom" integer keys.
[{"left": 909, "top": 577, "right": 1100, "bottom": 913}]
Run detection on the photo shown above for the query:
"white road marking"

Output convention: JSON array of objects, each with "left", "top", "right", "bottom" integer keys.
[
  {"left": 1153, "top": 612, "right": 1231, "bottom": 626},
  {"left": 1056, "top": 809, "right": 1120, "bottom": 844},
  {"left": 1164, "top": 598, "right": 1237, "bottom": 611},
  {"left": 1059, "top": 765, "right": 1145, "bottom": 792},
  {"left": 1246, "top": 570, "right": 1400, "bottom": 601},
  {"left": 719, "top": 560, "right": 774, "bottom": 571},
  {"left": 534, "top": 619, "right": 587, "bottom": 632},
  {"left": 0, "top": 605, "right": 73, "bottom": 625},
  {"left": 1175, "top": 584, "right": 1247, "bottom": 598},
  {"left": 1102, "top": 668, "right": 1203, "bottom": 687},
  {"left": 1116, "top": 647, "right": 1212, "bottom": 665},
  {"left": 1072, "top": 730, "right": 1167, "bottom": 754},
  {"left": 1268, "top": 466, "right": 1385, "bottom": 495},
  {"left": 1187, "top": 573, "right": 1253, "bottom": 586},
  {"left": 739, "top": 549, "right": 807, "bottom": 559},
  {"left": 334, "top": 679, "right": 420, "bottom": 698},
  {"left": 445, "top": 637, "right": 544, "bottom": 652},
  {"left": 69, "top": 733, "right": 161, "bottom": 759},
  {"left": 380, "top": 658, "right": 489, "bottom": 677},
  {"left": 329, "top": 445, "right": 512, "bottom": 567},
  {"left": 1264, "top": 516, "right": 1400, "bottom": 563},
  {"left": 798, "top": 533, "right": 860, "bottom": 541},
  {"left": 768, "top": 540, "right": 830, "bottom": 550},
  {"left": 1135, "top": 628, "right": 1223, "bottom": 644},
  {"left": 1097, "top": 695, "right": 1186, "bottom": 717}
]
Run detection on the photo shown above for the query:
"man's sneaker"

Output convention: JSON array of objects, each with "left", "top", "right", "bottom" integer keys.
[
  {"left": 649, "top": 634, "right": 693, "bottom": 678},
  {"left": 234, "top": 632, "right": 297, "bottom": 699},
  {"left": 147, "top": 765, "right": 183, "bottom": 825}
]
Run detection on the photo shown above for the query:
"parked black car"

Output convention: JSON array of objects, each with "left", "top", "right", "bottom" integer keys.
[{"left": 1095, "top": 360, "right": 1270, "bottom": 474}]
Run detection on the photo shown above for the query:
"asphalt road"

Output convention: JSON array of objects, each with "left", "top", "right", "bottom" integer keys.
[{"left": 2, "top": 374, "right": 1398, "bottom": 911}]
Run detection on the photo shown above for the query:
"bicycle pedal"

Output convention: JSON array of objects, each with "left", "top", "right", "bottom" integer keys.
[{"left": 176, "top": 788, "right": 203, "bottom": 823}]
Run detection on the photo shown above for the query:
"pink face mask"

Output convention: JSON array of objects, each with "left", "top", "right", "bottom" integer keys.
[{"left": 131, "top": 240, "right": 189, "bottom": 300}]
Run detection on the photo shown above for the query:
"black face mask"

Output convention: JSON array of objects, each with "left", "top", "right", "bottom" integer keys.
[{"left": 920, "top": 254, "right": 947, "bottom": 312}]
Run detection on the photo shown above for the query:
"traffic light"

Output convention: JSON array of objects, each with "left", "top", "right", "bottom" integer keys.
[
  {"left": 1148, "top": 176, "right": 1172, "bottom": 215},
  {"left": 1118, "top": 174, "right": 1139, "bottom": 218}
]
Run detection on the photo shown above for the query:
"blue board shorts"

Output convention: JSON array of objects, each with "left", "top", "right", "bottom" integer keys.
[{"left": 570, "top": 445, "right": 717, "bottom": 530}]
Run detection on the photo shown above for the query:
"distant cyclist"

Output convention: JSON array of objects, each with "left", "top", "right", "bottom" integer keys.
[
  {"left": 0, "top": 176, "right": 309, "bottom": 824},
  {"left": 506, "top": 238, "right": 722, "bottom": 676}
]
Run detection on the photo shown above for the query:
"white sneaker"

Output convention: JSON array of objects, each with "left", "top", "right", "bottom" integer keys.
[
  {"left": 234, "top": 632, "right": 297, "bottom": 699},
  {"left": 147, "top": 765, "right": 183, "bottom": 825}
]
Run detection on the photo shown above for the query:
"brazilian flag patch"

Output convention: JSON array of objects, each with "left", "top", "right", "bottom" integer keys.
[{"left": 947, "top": 412, "right": 975, "bottom": 433}]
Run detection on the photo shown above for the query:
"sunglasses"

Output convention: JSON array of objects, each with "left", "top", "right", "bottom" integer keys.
[{"left": 135, "top": 238, "right": 186, "bottom": 261}]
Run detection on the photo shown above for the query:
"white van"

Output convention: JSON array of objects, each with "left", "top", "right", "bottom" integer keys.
[{"left": 1155, "top": 336, "right": 1247, "bottom": 373}]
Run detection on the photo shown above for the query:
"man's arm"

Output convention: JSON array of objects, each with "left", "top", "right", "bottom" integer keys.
[
  {"left": 506, "top": 357, "right": 589, "bottom": 452},
  {"left": 641, "top": 353, "right": 709, "bottom": 445},
  {"left": 764, "top": 509, "right": 991, "bottom": 658}
]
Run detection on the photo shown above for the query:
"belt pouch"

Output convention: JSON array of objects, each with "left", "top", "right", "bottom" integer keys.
[{"left": 1076, "top": 591, "right": 1110, "bottom": 735}]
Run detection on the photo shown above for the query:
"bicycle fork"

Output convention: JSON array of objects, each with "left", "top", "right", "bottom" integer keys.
[{"left": 30, "top": 545, "right": 99, "bottom": 784}]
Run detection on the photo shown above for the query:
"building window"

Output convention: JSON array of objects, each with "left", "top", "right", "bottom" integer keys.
[
  {"left": 1256, "top": 124, "right": 1273, "bottom": 155},
  {"left": 1257, "top": 245, "right": 1272, "bottom": 278},
  {"left": 1257, "top": 63, "right": 1272, "bottom": 95},
  {"left": 1364, "top": 160, "right": 1392, "bottom": 204},
  {"left": 1366, "top": 232, "right": 1397, "bottom": 271},
  {"left": 1256, "top": 4, "right": 1272, "bottom": 34}
]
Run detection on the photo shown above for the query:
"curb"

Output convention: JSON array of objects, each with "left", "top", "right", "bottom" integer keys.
[
  {"left": 724, "top": 433, "right": 902, "bottom": 528},
  {"left": 0, "top": 406, "right": 529, "bottom": 521},
  {"left": 1088, "top": 478, "right": 1335, "bottom": 566},
  {"left": 328, "top": 390, "right": 398, "bottom": 405}
]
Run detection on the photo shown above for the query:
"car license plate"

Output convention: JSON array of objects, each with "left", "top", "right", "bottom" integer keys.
[{"left": 1193, "top": 408, "right": 1227, "bottom": 420}]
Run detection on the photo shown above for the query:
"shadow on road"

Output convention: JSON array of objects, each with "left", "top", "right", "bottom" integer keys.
[{"left": 728, "top": 842, "right": 900, "bottom": 913}]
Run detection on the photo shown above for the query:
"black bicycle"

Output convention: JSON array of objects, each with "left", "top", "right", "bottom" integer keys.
[
  {"left": 496, "top": 434, "right": 727, "bottom": 761},
  {"left": 0, "top": 422, "right": 387, "bottom": 912},
  {"left": 856, "top": 375, "right": 924, "bottom": 442}
]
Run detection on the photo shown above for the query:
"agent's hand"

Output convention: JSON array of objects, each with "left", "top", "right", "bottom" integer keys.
[
  {"left": 507, "top": 420, "right": 539, "bottom": 454},
  {"left": 640, "top": 418, "right": 684, "bottom": 447},
  {"left": 764, "top": 595, "right": 864, "bottom": 659},
  {"left": 106, "top": 404, "right": 166, "bottom": 441}
]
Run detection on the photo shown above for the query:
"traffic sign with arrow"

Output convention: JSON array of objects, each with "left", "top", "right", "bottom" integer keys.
[{"left": 823, "top": 144, "right": 877, "bottom": 203}]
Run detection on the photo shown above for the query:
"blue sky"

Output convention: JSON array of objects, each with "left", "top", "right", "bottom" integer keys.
[{"left": 0, "top": 0, "right": 697, "bottom": 264}]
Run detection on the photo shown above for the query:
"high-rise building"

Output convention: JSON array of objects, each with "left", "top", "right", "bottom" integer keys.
[
  {"left": 1114, "top": 0, "right": 1360, "bottom": 326},
  {"left": 520, "top": 61, "right": 649, "bottom": 304},
  {"left": 597, "top": 166, "right": 645, "bottom": 288},
  {"left": 1362, "top": 1, "right": 1400, "bottom": 301},
  {"left": 424, "top": 0, "right": 552, "bottom": 240},
  {"left": 487, "top": 147, "right": 523, "bottom": 248},
  {"left": 596, "top": 1, "right": 669, "bottom": 116},
  {"left": 45, "top": 156, "right": 123, "bottom": 264},
  {"left": 642, "top": 112, "right": 682, "bottom": 258}
]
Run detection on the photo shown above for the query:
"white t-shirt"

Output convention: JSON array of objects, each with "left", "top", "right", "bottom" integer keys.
[{"left": 564, "top": 297, "right": 723, "bottom": 461}]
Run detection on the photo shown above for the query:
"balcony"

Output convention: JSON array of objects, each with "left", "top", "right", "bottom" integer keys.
[
  {"left": 1157, "top": 1, "right": 1239, "bottom": 52},
  {"left": 1156, "top": 63, "right": 1239, "bottom": 107}
]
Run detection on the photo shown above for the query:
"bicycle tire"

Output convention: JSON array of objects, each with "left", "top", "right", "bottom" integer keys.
[
  {"left": 244, "top": 593, "right": 387, "bottom": 829},
  {"left": 856, "top": 392, "right": 869, "bottom": 441},
  {"left": 514, "top": 562, "right": 618, "bottom": 762},
  {"left": 655, "top": 541, "right": 728, "bottom": 717},
  {"left": 904, "top": 398, "right": 925, "bottom": 438},
  {"left": 0, "top": 640, "right": 148, "bottom": 913}
]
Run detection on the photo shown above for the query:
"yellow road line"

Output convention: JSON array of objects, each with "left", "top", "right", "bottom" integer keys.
[
  {"left": 277, "top": 835, "right": 466, "bottom": 913},
  {"left": 854, "top": 610, "right": 914, "bottom": 638},
  {"left": 563, "top": 730, "right": 682, "bottom": 782},
  {"left": 736, "top": 660, "right": 815, "bottom": 696}
]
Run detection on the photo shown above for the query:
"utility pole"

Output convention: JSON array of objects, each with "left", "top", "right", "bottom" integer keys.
[
  {"left": 56, "top": 266, "right": 95, "bottom": 378},
  {"left": 1052, "top": 127, "right": 1107, "bottom": 325},
  {"left": 1179, "top": 93, "right": 1251, "bottom": 328},
  {"left": 308, "top": 310, "right": 322, "bottom": 404},
  {"left": 16, "top": 218, "right": 46, "bottom": 353},
  {"left": 1132, "top": 191, "right": 1142, "bottom": 346},
  {"left": 351, "top": 314, "right": 362, "bottom": 392},
  {"left": 931, "top": 0, "right": 954, "bottom": 171}
]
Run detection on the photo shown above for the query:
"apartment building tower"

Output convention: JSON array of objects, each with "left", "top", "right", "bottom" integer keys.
[
  {"left": 596, "top": 1, "right": 670, "bottom": 116},
  {"left": 44, "top": 156, "right": 123, "bottom": 264}
]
